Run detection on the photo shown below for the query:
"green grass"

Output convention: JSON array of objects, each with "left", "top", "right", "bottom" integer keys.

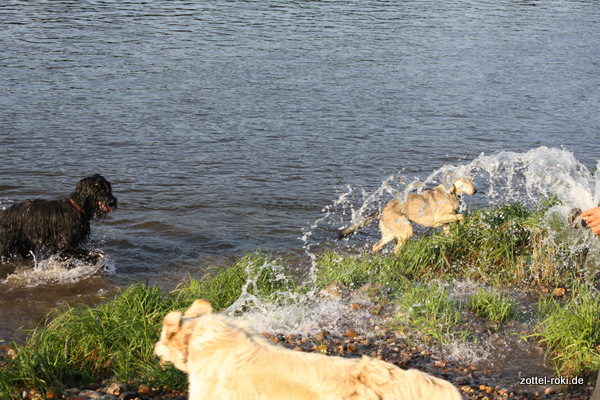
[
  {"left": 0, "top": 253, "right": 290, "bottom": 399},
  {"left": 2, "top": 284, "right": 179, "bottom": 394},
  {"left": 316, "top": 250, "right": 406, "bottom": 292},
  {"left": 532, "top": 285, "right": 600, "bottom": 376},
  {"left": 469, "top": 287, "right": 517, "bottom": 323},
  {"left": 1, "top": 200, "right": 599, "bottom": 397},
  {"left": 394, "top": 282, "right": 469, "bottom": 344},
  {"left": 321, "top": 202, "right": 583, "bottom": 288}
]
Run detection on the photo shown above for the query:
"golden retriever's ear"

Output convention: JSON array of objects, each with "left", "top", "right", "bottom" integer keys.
[
  {"left": 184, "top": 299, "right": 213, "bottom": 317},
  {"left": 163, "top": 311, "right": 183, "bottom": 334}
]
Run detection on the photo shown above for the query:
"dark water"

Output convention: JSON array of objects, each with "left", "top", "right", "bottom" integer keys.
[{"left": 1, "top": 0, "right": 600, "bottom": 380}]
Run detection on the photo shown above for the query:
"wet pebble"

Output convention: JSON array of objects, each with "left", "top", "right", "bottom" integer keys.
[
  {"left": 349, "top": 302, "right": 367, "bottom": 311},
  {"left": 345, "top": 329, "right": 357, "bottom": 338},
  {"left": 314, "top": 330, "right": 330, "bottom": 342},
  {"left": 320, "top": 281, "right": 346, "bottom": 300},
  {"left": 137, "top": 384, "right": 153, "bottom": 396},
  {"left": 105, "top": 383, "right": 126, "bottom": 396},
  {"left": 119, "top": 392, "right": 140, "bottom": 400},
  {"left": 56, "top": 381, "right": 169, "bottom": 400}
]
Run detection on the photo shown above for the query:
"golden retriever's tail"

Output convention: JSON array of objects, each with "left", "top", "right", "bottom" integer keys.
[{"left": 337, "top": 210, "right": 380, "bottom": 239}]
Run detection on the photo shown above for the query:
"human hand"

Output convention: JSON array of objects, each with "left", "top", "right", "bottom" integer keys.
[{"left": 581, "top": 207, "right": 600, "bottom": 235}]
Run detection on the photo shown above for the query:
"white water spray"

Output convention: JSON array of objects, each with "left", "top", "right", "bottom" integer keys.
[
  {"left": 1, "top": 250, "right": 114, "bottom": 288},
  {"left": 227, "top": 146, "right": 600, "bottom": 338}
]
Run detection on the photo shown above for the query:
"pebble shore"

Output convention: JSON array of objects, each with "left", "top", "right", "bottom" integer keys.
[
  {"left": 5, "top": 282, "right": 597, "bottom": 400},
  {"left": 27, "top": 328, "right": 592, "bottom": 400}
]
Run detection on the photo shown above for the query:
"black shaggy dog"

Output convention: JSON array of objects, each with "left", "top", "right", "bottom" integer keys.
[{"left": 0, "top": 174, "right": 117, "bottom": 262}]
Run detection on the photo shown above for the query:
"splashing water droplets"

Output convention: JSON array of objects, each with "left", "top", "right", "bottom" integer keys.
[
  {"left": 1, "top": 251, "right": 114, "bottom": 287},
  {"left": 230, "top": 146, "right": 600, "bottom": 340},
  {"left": 312, "top": 147, "right": 600, "bottom": 255}
]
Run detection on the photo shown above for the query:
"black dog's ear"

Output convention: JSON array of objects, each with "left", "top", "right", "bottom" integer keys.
[
  {"left": 184, "top": 299, "right": 213, "bottom": 317},
  {"left": 163, "top": 311, "right": 184, "bottom": 335}
]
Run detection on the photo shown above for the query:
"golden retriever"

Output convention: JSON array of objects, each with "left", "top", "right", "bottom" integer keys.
[
  {"left": 154, "top": 299, "right": 462, "bottom": 400},
  {"left": 339, "top": 179, "right": 476, "bottom": 254}
]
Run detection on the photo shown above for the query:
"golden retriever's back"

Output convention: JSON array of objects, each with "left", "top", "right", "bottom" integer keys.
[{"left": 352, "top": 357, "right": 461, "bottom": 400}]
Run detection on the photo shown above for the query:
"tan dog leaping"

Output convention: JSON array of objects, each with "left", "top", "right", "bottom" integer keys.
[
  {"left": 155, "top": 299, "right": 462, "bottom": 400},
  {"left": 339, "top": 179, "right": 477, "bottom": 254}
]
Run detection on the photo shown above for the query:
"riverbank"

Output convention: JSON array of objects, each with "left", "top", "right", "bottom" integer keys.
[
  {"left": 7, "top": 298, "right": 594, "bottom": 400},
  {"left": 11, "top": 315, "right": 594, "bottom": 400},
  {"left": 19, "top": 331, "right": 595, "bottom": 400},
  {"left": 2, "top": 202, "right": 600, "bottom": 399}
]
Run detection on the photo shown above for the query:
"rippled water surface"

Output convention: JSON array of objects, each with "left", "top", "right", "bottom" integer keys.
[{"left": 1, "top": 0, "right": 600, "bottom": 382}]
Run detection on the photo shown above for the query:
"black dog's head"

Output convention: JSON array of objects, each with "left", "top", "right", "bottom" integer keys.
[{"left": 69, "top": 174, "right": 117, "bottom": 219}]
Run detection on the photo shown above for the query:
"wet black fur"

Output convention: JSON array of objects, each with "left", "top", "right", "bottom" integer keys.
[{"left": 0, "top": 174, "right": 117, "bottom": 261}]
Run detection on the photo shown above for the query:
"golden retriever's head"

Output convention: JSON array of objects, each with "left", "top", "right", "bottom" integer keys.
[
  {"left": 154, "top": 300, "right": 214, "bottom": 372},
  {"left": 452, "top": 178, "right": 477, "bottom": 196}
]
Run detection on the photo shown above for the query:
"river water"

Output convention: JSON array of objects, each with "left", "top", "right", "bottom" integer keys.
[{"left": 1, "top": 0, "right": 600, "bottom": 387}]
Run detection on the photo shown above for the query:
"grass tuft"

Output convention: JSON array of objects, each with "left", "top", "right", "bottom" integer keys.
[
  {"left": 394, "top": 282, "right": 469, "bottom": 344},
  {"left": 532, "top": 285, "right": 600, "bottom": 376},
  {"left": 469, "top": 287, "right": 517, "bottom": 323},
  {"left": 2, "top": 284, "right": 179, "bottom": 394}
]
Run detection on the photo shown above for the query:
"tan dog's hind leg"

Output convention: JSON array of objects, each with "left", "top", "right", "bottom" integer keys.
[
  {"left": 373, "top": 214, "right": 413, "bottom": 254},
  {"left": 372, "top": 232, "right": 395, "bottom": 253}
]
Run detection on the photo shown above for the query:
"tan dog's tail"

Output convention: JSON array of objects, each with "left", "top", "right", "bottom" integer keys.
[{"left": 338, "top": 210, "right": 380, "bottom": 239}]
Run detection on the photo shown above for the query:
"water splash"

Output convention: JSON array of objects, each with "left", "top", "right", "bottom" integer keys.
[
  {"left": 442, "top": 333, "right": 555, "bottom": 384},
  {"left": 226, "top": 258, "right": 299, "bottom": 313},
  {"left": 224, "top": 252, "right": 379, "bottom": 336},
  {"left": 234, "top": 147, "right": 600, "bottom": 310},
  {"left": 468, "top": 147, "right": 597, "bottom": 209},
  {"left": 305, "top": 147, "right": 599, "bottom": 254},
  {"left": 1, "top": 250, "right": 114, "bottom": 288},
  {"left": 227, "top": 146, "right": 600, "bottom": 374},
  {"left": 234, "top": 294, "right": 377, "bottom": 337}
]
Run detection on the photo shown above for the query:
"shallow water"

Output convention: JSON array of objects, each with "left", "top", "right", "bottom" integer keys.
[{"left": 1, "top": 0, "right": 600, "bottom": 385}]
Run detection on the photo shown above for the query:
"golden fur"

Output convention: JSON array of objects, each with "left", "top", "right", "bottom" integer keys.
[
  {"left": 155, "top": 299, "right": 462, "bottom": 400},
  {"left": 339, "top": 179, "right": 476, "bottom": 254}
]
